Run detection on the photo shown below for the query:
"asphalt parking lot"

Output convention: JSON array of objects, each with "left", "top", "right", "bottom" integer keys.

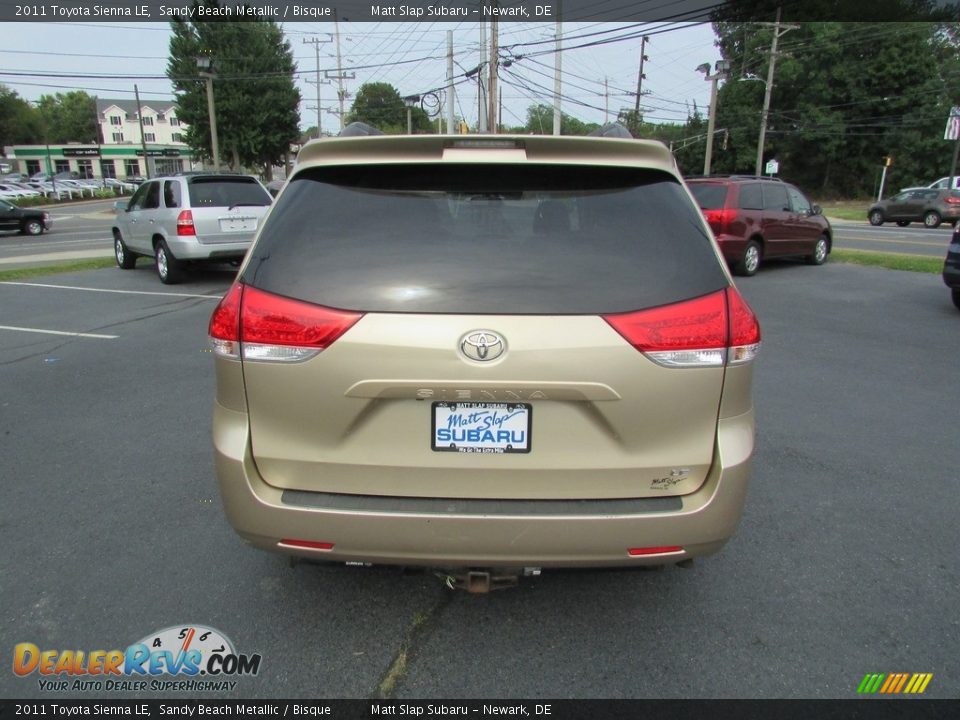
[{"left": 1, "top": 258, "right": 957, "bottom": 700}]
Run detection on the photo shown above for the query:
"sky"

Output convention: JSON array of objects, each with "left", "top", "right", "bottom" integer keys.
[{"left": 0, "top": 21, "right": 722, "bottom": 132}]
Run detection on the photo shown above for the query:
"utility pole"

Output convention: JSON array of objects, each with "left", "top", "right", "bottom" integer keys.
[
  {"left": 479, "top": 22, "right": 487, "bottom": 132},
  {"left": 604, "top": 78, "right": 609, "bottom": 123},
  {"left": 488, "top": 3, "right": 498, "bottom": 133},
  {"left": 303, "top": 36, "right": 332, "bottom": 138},
  {"left": 93, "top": 95, "right": 102, "bottom": 183},
  {"left": 196, "top": 54, "right": 220, "bottom": 172},
  {"left": 134, "top": 84, "right": 151, "bottom": 178},
  {"left": 325, "top": 10, "right": 355, "bottom": 131},
  {"left": 755, "top": 7, "right": 798, "bottom": 176},
  {"left": 634, "top": 35, "right": 649, "bottom": 113},
  {"left": 31, "top": 100, "right": 57, "bottom": 194},
  {"left": 553, "top": 5, "right": 562, "bottom": 135},
  {"left": 447, "top": 31, "right": 455, "bottom": 134}
]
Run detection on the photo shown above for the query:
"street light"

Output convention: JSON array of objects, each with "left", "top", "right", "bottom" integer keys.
[
  {"left": 698, "top": 59, "right": 729, "bottom": 176},
  {"left": 402, "top": 95, "right": 420, "bottom": 135},
  {"left": 196, "top": 54, "right": 220, "bottom": 172}
]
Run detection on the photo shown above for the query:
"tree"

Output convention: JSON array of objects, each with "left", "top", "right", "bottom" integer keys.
[
  {"left": 658, "top": 106, "right": 710, "bottom": 176},
  {"left": 708, "top": 3, "right": 960, "bottom": 196},
  {"left": 521, "top": 104, "right": 601, "bottom": 135},
  {"left": 346, "top": 82, "right": 432, "bottom": 134},
  {"left": 166, "top": 2, "right": 301, "bottom": 176},
  {"left": 0, "top": 85, "right": 42, "bottom": 147},
  {"left": 35, "top": 91, "right": 97, "bottom": 144}
]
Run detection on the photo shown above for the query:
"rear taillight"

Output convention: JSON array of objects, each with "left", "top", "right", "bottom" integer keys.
[
  {"left": 726, "top": 287, "right": 762, "bottom": 365},
  {"left": 208, "top": 284, "right": 363, "bottom": 363},
  {"left": 945, "top": 195, "right": 960, "bottom": 205},
  {"left": 602, "top": 288, "right": 761, "bottom": 368},
  {"left": 208, "top": 282, "right": 243, "bottom": 359},
  {"left": 702, "top": 208, "right": 736, "bottom": 235},
  {"left": 176, "top": 210, "right": 196, "bottom": 236}
]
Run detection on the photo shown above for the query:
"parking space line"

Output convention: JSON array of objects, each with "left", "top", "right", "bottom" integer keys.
[
  {"left": 0, "top": 325, "right": 117, "bottom": 339},
  {"left": 0, "top": 281, "right": 222, "bottom": 300}
]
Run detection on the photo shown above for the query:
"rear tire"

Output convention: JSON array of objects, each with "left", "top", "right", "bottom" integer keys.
[
  {"left": 734, "top": 240, "right": 761, "bottom": 277},
  {"left": 113, "top": 230, "right": 136, "bottom": 269},
  {"left": 868, "top": 210, "right": 884, "bottom": 226},
  {"left": 155, "top": 239, "right": 184, "bottom": 284},
  {"left": 952, "top": 288, "right": 960, "bottom": 311},
  {"left": 923, "top": 210, "right": 941, "bottom": 229},
  {"left": 805, "top": 235, "right": 829, "bottom": 265}
]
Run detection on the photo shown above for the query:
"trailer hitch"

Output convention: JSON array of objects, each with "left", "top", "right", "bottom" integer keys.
[{"left": 439, "top": 568, "right": 541, "bottom": 593}]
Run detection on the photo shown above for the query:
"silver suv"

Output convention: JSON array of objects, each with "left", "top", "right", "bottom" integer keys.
[{"left": 112, "top": 172, "right": 272, "bottom": 284}]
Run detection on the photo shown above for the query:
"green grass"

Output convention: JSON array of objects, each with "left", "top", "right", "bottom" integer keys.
[
  {"left": 0, "top": 258, "right": 115, "bottom": 282},
  {"left": 831, "top": 249, "right": 942, "bottom": 274},
  {"left": 817, "top": 200, "right": 870, "bottom": 222}
]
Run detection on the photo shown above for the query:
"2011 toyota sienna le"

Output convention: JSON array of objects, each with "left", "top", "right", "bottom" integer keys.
[{"left": 208, "top": 126, "right": 761, "bottom": 586}]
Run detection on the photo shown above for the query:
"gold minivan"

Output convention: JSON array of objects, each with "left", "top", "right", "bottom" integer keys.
[{"left": 209, "top": 127, "right": 760, "bottom": 582}]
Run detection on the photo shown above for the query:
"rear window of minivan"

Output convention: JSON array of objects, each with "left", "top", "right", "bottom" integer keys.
[
  {"left": 187, "top": 177, "right": 272, "bottom": 207},
  {"left": 688, "top": 183, "right": 728, "bottom": 210},
  {"left": 242, "top": 164, "right": 728, "bottom": 314}
]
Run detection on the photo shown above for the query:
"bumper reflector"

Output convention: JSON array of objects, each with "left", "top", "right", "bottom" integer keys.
[
  {"left": 280, "top": 540, "right": 335, "bottom": 551},
  {"left": 627, "top": 546, "right": 684, "bottom": 556}
]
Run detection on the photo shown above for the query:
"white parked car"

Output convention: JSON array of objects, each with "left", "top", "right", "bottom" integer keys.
[
  {"left": 33, "top": 182, "right": 75, "bottom": 200},
  {"left": 57, "top": 179, "right": 96, "bottom": 197},
  {"left": 0, "top": 182, "right": 40, "bottom": 198},
  {"left": 103, "top": 178, "right": 136, "bottom": 193},
  {"left": 900, "top": 176, "right": 960, "bottom": 193}
]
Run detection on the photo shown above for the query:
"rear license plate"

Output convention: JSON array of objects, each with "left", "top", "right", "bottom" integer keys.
[
  {"left": 219, "top": 216, "right": 256, "bottom": 232},
  {"left": 432, "top": 402, "right": 532, "bottom": 454}
]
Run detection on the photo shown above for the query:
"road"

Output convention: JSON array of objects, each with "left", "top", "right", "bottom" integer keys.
[
  {"left": 828, "top": 218, "right": 954, "bottom": 257},
  {"left": 0, "top": 260, "right": 957, "bottom": 700},
  {"left": 0, "top": 199, "right": 118, "bottom": 268}
]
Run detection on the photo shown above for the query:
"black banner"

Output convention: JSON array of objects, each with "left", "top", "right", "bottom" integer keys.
[
  {"left": 0, "top": 700, "right": 958, "bottom": 720},
  {"left": 2, "top": 0, "right": 957, "bottom": 23}
]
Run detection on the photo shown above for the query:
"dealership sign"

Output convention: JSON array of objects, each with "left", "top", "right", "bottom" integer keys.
[
  {"left": 136, "top": 149, "right": 181, "bottom": 157},
  {"left": 62, "top": 148, "right": 100, "bottom": 157}
]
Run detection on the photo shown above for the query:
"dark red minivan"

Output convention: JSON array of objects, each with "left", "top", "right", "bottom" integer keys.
[{"left": 686, "top": 176, "right": 832, "bottom": 276}]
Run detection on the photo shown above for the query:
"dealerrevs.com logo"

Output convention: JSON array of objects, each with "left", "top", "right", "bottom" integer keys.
[{"left": 13, "top": 625, "right": 261, "bottom": 692}]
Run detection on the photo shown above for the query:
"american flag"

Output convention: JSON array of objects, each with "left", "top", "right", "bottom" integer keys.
[{"left": 944, "top": 107, "right": 960, "bottom": 140}]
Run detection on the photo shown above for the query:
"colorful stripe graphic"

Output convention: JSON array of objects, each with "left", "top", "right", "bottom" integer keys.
[{"left": 857, "top": 673, "right": 933, "bottom": 694}]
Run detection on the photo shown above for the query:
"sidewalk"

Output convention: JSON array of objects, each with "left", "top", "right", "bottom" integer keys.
[{"left": 0, "top": 249, "right": 113, "bottom": 270}]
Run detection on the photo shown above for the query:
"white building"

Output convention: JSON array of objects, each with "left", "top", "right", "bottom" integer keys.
[
  {"left": 97, "top": 99, "right": 188, "bottom": 148},
  {"left": 95, "top": 98, "right": 191, "bottom": 177}
]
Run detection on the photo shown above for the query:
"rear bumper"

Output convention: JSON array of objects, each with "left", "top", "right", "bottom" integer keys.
[
  {"left": 166, "top": 236, "right": 250, "bottom": 261},
  {"left": 213, "top": 403, "right": 754, "bottom": 568}
]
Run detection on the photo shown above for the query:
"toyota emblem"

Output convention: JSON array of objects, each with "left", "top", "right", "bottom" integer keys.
[{"left": 460, "top": 331, "right": 505, "bottom": 362}]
